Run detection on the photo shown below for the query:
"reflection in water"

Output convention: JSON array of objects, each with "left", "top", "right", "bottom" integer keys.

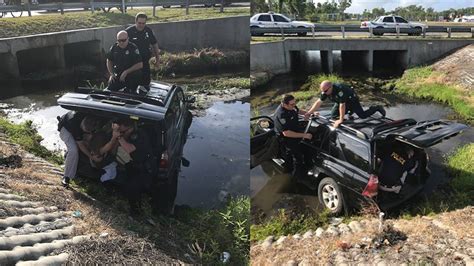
[
  {"left": 177, "top": 101, "right": 250, "bottom": 208},
  {"left": 0, "top": 91, "right": 250, "bottom": 209}
]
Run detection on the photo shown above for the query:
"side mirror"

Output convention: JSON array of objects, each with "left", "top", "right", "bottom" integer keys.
[{"left": 186, "top": 96, "right": 196, "bottom": 103}]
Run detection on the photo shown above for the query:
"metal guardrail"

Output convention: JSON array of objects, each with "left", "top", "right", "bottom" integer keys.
[
  {"left": 251, "top": 25, "right": 474, "bottom": 39},
  {"left": 0, "top": 0, "right": 248, "bottom": 17}
]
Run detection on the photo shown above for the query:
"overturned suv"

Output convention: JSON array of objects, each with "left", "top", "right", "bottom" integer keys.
[
  {"left": 57, "top": 82, "right": 193, "bottom": 213},
  {"left": 251, "top": 113, "right": 467, "bottom": 215}
]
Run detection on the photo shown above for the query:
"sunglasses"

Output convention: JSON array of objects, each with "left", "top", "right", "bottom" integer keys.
[{"left": 117, "top": 38, "right": 128, "bottom": 43}]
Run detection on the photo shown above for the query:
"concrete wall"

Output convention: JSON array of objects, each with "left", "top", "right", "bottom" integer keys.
[
  {"left": 251, "top": 39, "right": 474, "bottom": 74},
  {"left": 0, "top": 16, "right": 249, "bottom": 79}
]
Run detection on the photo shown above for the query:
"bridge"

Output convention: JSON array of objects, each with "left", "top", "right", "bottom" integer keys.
[{"left": 251, "top": 38, "right": 474, "bottom": 75}]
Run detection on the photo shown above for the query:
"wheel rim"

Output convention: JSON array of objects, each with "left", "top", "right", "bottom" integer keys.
[{"left": 321, "top": 184, "right": 339, "bottom": 211}]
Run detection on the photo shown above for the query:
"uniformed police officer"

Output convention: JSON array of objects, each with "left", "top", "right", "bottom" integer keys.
[
  {"left": 305, "top": 80, "right": 386, "bottom": 128},
  {"left": 126, "top": 13, "right": 160, "bottom": 90},
  {"left": 275, "top": 94, "right": 313, "bottom": 183},
  {"left": 106, "top": 31, "right": 143, "bottom": 93}
]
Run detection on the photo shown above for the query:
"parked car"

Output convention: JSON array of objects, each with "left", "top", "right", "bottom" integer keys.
[
  {"left": 251, "top": 112, "right": 467, "bottom": 215},
  {"left": 360, "top": 15, "right": 428, "bottom": 36},
  {"left": 57, "top": 81, "right": 193, "bottom": 213},
  {"left": 250, "top": 12, "right": 315, "bottom": 36}
]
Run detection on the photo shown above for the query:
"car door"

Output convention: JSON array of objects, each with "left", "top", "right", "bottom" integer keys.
[
  {"left": 164, "top": 90, "right": 183, "bottom": 172},
  {"left": 382, "top": 16, "right": 395, "bottom": 28},
  {"left": 394, "top": 16, "right": 410, "bottom": 28},
  {"left": 250, "top": 116, "right": 278, "bottom": 168},
  {"left": 272, "top": 14, "right": 291, "bottom": 28},
  {"left": 380, "top": 120, "right": 468, "bottom": 148},
  {"left": 256, "top": 14, "right": 274, "bottom": 28}
]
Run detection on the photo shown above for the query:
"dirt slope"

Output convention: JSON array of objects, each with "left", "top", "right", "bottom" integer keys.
[
  {"left": 251, "top": 207, "right": 474, "bottom": 265},
  {"left": 432, "top": 44, "right": 474, "bottom": 90}
]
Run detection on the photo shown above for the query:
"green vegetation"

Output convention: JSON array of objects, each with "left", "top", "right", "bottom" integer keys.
[
  {"left": 210, "top": 77, "right": 250, "bottom": 90},
  {"left": 447, "top": 144, "right": 474, "bottom": 200},
  {"left": 394, "top": 66, "right": 474, "bottom": 123},
  {"left": 0, "top": 118, "right": 63, "bottom": 164},
  {"left": 75, "top": 174, "right": 250, "bottom": 264},
  {"left": 0, "top": 7, "right": 249, "bottom": 38},
  {"left": 250, "top": 209, "right": 331, "bottom": 242},
  {"left": 155, "top": 48, "right": 249, "bottom": 78}
]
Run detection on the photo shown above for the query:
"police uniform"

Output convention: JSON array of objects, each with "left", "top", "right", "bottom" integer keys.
[
  {"left": 126, "top": 25, "right": 158, "bottom": 86},
  {"left": 106, "top": 42, "right": 142, "bottom": 93},
  {"left": 274, "top": 105, "right": 311, "bottom": 180},
  {"left": 320, "top": 83, "right": 383, "bottom": 119}
]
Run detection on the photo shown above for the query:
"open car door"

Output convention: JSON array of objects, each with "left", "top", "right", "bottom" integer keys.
[
  {"left": 251, "top": 116, "right": 279, "bottom": 168},
  {"left": 379, "top": 120, "right": 468, "bottom": 148}
]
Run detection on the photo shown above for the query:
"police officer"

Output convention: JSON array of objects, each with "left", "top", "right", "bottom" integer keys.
[
  {"left": 126, "top": 13, "right": 160, "bottom": 90},
  {"left": 305, "top": 80, "right": 386, "bottom": 128},
  {"left": 106, "top": 31, "right": 143, "bottom": 93},
  {"left": 275, "top": 94, "right": 313, "bottom": 183}
]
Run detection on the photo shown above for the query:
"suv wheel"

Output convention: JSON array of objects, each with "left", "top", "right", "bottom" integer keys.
[
  {"left": 318, "top": 177, "right": 344, "bottom": 215},
  {"left": 297, "top": 26, "right": 307, "bottom": 36}
]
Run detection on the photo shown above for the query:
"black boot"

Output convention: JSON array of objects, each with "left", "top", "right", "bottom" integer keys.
[{"left": 377, "top": 105, "right": 386, "bottom": 117}]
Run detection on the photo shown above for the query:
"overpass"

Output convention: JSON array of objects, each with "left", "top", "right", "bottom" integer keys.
[
  {"left": 0, "top": 16, "right": 249, "bottom": 80},
  {"left": 251, "top": 38, "right": 474, "bottom": 75}
]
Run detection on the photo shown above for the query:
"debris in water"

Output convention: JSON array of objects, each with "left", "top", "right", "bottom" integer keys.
[{"left": 72, "top": 210, "right": 83, "bottom": 218}]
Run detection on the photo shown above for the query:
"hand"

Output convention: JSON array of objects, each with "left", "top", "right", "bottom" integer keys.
[
  {"left": 304, "top": 112, "right": 310, "bottom": 121},
  {"left": 303, "top": 133, "right": 312, "bottom": 140},
  {"left": 333, "top": 120, "right": 343, "bottom": 128},
  {"left": 119, "top": 71, "right": 128, "bottom": 82}
]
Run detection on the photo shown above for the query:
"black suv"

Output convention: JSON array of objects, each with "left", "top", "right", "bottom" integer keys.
[
  {"left": 57, "top": 81, "right": 193, "bottom": 212},
  {"left": 251, "top": 112, "right": 467, "bottom": 215}
]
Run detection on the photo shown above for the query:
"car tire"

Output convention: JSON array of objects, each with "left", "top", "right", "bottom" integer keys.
[
  {"left": 414, "top": 27, "right": 422, "bottom": 36},
  {"left": 297, "top": 26, "right": 307, "bottom": 36},
  {"left": 374, "top": 27, "right": 384, "bottom": 36},
  {"left": 318, "top": 177, "right": 345, "bottom": 215}
]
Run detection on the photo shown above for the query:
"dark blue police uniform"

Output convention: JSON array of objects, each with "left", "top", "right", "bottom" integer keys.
[
  {"left": 126, "top": 25, "right": 158, "bottom": 87},
  {"left": 274, "top": 105, "right": 311, "bottom": 180},
  {"left": 106, "top": 42, "right": 142, "bottom": 93}
]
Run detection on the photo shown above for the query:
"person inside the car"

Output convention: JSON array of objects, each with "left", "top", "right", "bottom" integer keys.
[
  {"left": 58, "top": 112, "right": 101, "bottom": 187},
  {"left": 305, "top": 80, "right": 386, "bottom": 128},
  {"left": 112, "top": 118, "right": 157, "bottom": 217},
  {"left": 378, "top": 147, "right": 418, "bottom": 194},
  {"left": 88, "top": 131, "right": 118, "bottom": 183},
  {"left": 274, "top": 94, "right": 314, "bottom": 185}
]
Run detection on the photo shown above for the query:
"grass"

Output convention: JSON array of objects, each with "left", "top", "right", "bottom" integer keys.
[
  {"left": 250, "top": 209, "right": 331, "bottom": 242},
  {"left": 0, "top": 7, "right": 249, "bottom": 38},
  {"left": 0, "top": 117, "right": 64, "bottom": 165},
  {"left": 394, "top": 66, "right": 474, "bottom": 123},
  {"left": 155, "top": 48, "right": 249, "bottom": 78}
]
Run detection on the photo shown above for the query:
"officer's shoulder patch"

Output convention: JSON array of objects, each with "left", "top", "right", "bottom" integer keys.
[
  {"left": 135, "top": 49, "right": 140, "bottom": 55},
  {"left": 280, "top": 118, "right": 286, "bottom": 125},
  {"left": 338, "top": 91, "right": 344, "bottom": 97},
  {"left": 125, "top": 50, "right": 129, "bottom": 55}
]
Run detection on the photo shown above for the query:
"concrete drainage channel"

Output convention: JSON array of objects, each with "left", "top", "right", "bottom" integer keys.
[{"left": 0, "top": 134, "right": 90, "bottom": 265}]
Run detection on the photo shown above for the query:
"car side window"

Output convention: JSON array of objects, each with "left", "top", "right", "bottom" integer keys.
[
  {"left": 338, "top": 134, "right": 370, "bottom": 172},
  {"left": 383, "top": 17, "right": 394, "bottom": 23},
  {"left": 395, "top": 17, "right": 408, "bottom": 23},
  {"left": 258, "top": 15, "right": 271, "bottom": 22},
  {"left": 273, "top": 15, "right": 288, "bottom": 22}
]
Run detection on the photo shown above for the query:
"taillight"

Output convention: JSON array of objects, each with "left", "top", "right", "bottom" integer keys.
[
  {"left": 159, "top": 150, "right": 169, "bottom": 169},
  {"left": 362, "top": 174, "right": 379, "bottom": 197}
]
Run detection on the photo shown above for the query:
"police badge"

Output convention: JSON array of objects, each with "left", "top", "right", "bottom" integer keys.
[{"left": 125, "top": 50, "right": 129, "bottom": 55}]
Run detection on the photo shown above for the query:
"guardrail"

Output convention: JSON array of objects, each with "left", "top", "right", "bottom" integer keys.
[
  {"left": 251, "top": 25, "right": 474, "bottom": 39},
  {"left": 0, "top": 0, "right": 248, "bottom": 17}
]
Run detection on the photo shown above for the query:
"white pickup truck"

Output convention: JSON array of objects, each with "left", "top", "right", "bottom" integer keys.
[{"left": 360, "top": 15, "right": 428, "bottom": 36}]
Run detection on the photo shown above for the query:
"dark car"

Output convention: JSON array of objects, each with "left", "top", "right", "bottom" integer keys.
[
  {"left": 57, "top": 81, "right": 193, "bottom": 212},
  {"left": 251, "top": 112, "right": 467, "bottom": 215}
]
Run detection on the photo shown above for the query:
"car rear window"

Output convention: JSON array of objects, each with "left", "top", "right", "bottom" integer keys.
[{"left": 258, "top": 15, "right": 271, "bottom": 22}]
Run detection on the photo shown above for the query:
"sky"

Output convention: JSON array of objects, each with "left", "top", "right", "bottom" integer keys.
[{"left": 311, "top": 0, "right": 474, "bottom": 13}]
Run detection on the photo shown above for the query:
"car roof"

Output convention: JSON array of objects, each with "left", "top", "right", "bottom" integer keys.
[
  {"left": 314, "top": 114, "right": 416, "bottom": 141},
  {"left": 57, "top": 81, "right": 179, "bottom": 122}
]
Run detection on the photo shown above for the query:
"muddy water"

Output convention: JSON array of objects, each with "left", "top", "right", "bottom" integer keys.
[
  {"left": 251, "top": 78, "right": 474, "bottom": 217},
  {"left": 0, "top": 88, "right": 250, "bottom": 209}
]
